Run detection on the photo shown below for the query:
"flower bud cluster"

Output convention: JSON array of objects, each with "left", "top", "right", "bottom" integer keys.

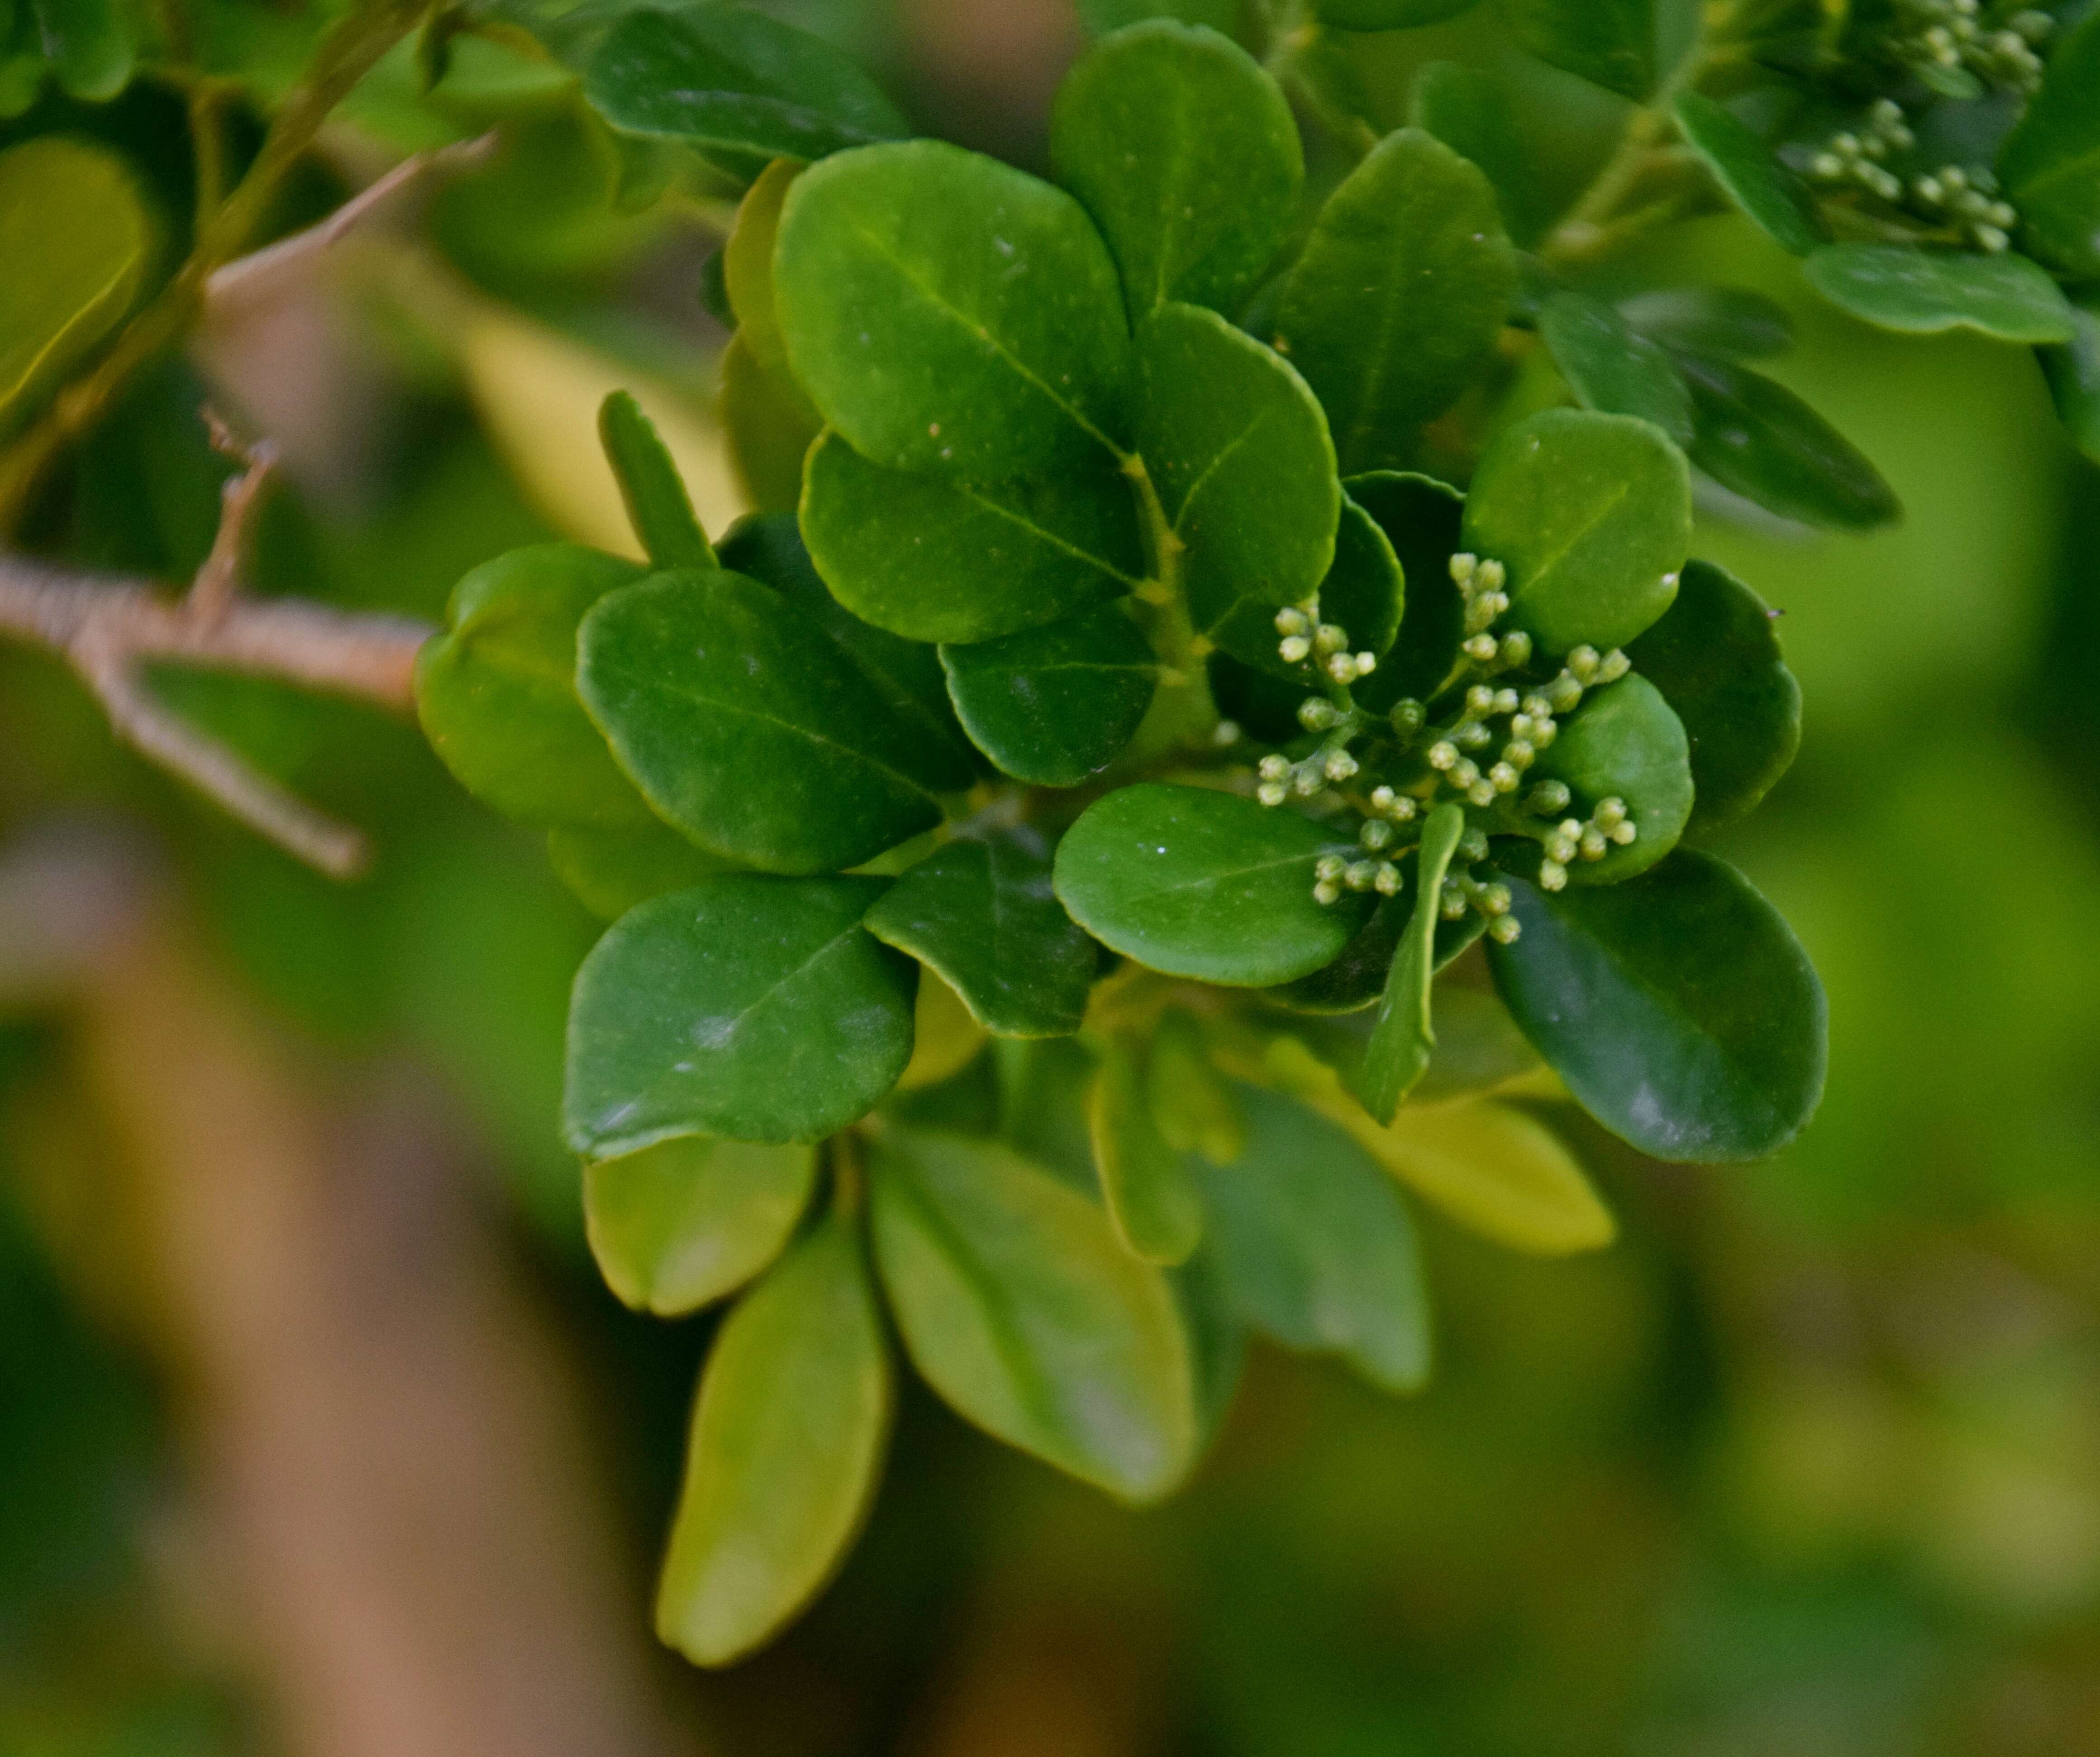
[
  {"left": 1451, "top": 553, "right": 1532, "bottom": 672},
  {"left": 1536, "top": 795, "right": 1637, "bottom": 891},
  {"left": 1807, "top": 100, "right": 1914, "bottom": 203},
  {"left": 1313, "top": 850, "right": 1405, "bottom": 906},
  {"left": 1908, "top": 163, "right": 2021, "bottom": 253},
  {"left": 1275, "top": 599, "right": 1377, "bottom": 686},
  {"left": 1890, "top": 0, "right": 2048, "bottom": 94}
]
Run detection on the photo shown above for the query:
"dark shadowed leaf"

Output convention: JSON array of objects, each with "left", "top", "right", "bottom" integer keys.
[
  {"left": 1529, "top": 673, "right": 1692, "bottom": 883},
  {"left": 1676, "top": 352, "right": 1901, "bottom": 532},
  {"left": 1674, "top": 92, "right": 1825, "bottom": 254},
  {"left": 28, "top": 0, "right": 132, "bottom": 100},
  {"left": 1539, "top": 291, "right": 1694, "bottom": 444},
  {"left": 1997, "top": 10, "right": 2100, "bottom": 279},
  {"left": 2041, "top": 299, "right": 2100, "bottom": 467},
  {"left": 1489, "top": 850, "right": 1826, "bottom": 1161},
  {"left": 563, "top": 874, "right": 916, "bottom": 1153},
  {"left": 1619, "top": 285, "right": 1793, "bottom": 358},
  {"left": 1346, "top": 469, "right": 1466, "bottom": 709},
  {"left": 1320, "top": 0, "right": 1479, "bottom": 23},
  {"left": 1502, "top": 0, "right": 1655, "bottom": 98},
  {"left": 940, "top": 602, "right": 1157, "bottom": 785}
]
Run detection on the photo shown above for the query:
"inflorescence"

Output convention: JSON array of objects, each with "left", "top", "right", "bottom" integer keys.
[{"left": 1250, "top": 552, "right": 1648, "bottom": 944}]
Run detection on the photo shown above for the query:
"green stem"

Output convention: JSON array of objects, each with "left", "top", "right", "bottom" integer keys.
[
  {"left": 1122, "top": 455, "right": 1219, "bottom": 754},
  {"left": 0, "top": 0, "right": 430, "bottom": 534}
]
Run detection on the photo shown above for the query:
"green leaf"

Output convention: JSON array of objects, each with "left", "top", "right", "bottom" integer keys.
[
  {"left": 1538, "top": 291, "right": 1694, "bottom": 444},
  {"left": 774, "top": 139, "right": 1130, "bottom": 478},
  {"left": 1675, "top": 352, "right": 1901, "bottom": 533},
  {"left": 1627, "top": 558, "right": 1800, "bottom": 831},
  {"left": 1345, "top": 469, "right": 1466, "bottom": 709},
  {"left": 939, "top": 602, "right": 1157, "bottom": 786},
  {"left": 718, "top": 330, "right": 822, "bottom": 515},
  {"left": 547, "top": 820, "right": 740, "bottom": 921},
  {"left": 598, "top": 391, "right": 714, "bottom": 569},
  {"left": 0, "top": 138, "right": 150, "bottom": 430},
  {"left": 563, "top": 874, "right": 916, "bottom": 1153},
  {"left": 577, "top": 571, "right": 948, "bottom": 874},
  {"left": 656, "top": 1214, "right": 891, "bottom": 1667},
  {"left": 1376, "top": 1097, "right": 1610, "bottom": 1254},
  {"left": 1501, "top": 0, "right": 1655, "bottom": 99},
  {"left": 800, "top": 429, "right": 1142, "bottom": 644},
  {"left": 1170, "top": 1245, "right": 1248, "bottom": 1447},
  {"left": 867, "top": 1131, "right": 1197, "bottom": 1500},
  {"left": 1619, "top": 285, "right": 1792, "bottom": 359},
  {"left": 896, "top": 966, "right": 989, "bottom": 1091},
  {"left": 28, "top": 0, "right": 131, "bottom": 100},
  {"left": 1146, "top": 1008, "right": 1243, "bottom": 1163},
  {"left": 1354, "top": 802, "right": 1463, "bottom": 1123},
  {"left": 1261, "top": 870, "right": 1480, "bottom": 1013},
  {"left": 1672, "top": 92, "right": 1825, "bottom": 255},
  {"left": 723, "top": 158, "right": 799, "bottom": 373},
  {"left": 1133, "top": 301, "right": 1338, "bottom": 659},
  {"left": 1802, "top": 244, "right": 2075, "bottom": 344},
  {"left": 1271, "top": 129, "right": 1514, "bottom": 472},
  {"left": 862, "top": 835, "right": 1097, "bottom": 1037},
  {"left": 1089, "top": 1033, "right": 1204, "bottom": 1264},
  {"left": 1196, "top": 1085, "right": 1431, "bottom": 1393},
  {"left": 1319, "top": 491, "right": 1406, "bottom": 659},
  {"left": 1410, "top": 59, "right": 1547, "bottom": 248},
  {"left": 1076, "top": 0, "right": 1239, "bottom": 33},
  {"left": 717, "top": 513, "right": 980, "bottom": 793},
  {"left": 1462, "top": 409, "right": 1690, "bottom": 654},
  {"left": 1488, "top": 850, "right": 1826, "bottom": 1161},
  {"left": 1997, "top": 10, "right": 2100, "bottom": 279},
  {"left": 2040, "top": 298, "right": 2100, "bottom": 468},
  {"left": 1528, "top": 673, "right": 1692, "bottom": 884},
  {"left": 1054, "top": 783, "right": 1371, "bottom": 985},
  {"left": 1322, "top": 0, "right": 1480, "bottom": 30},
  {"left": 585, "top": 1135, "right": 816, "bottom": 1314},
  {"left": 1050, "top": 19, "right": 1301, "bottom": 320},
  {"left": 1410, "top": 986, "right": 1547, "bottom": 1106},
  {"left": 415, "top": 543, "right": 655, "bottom": 829},
  {"left": 584, "top": 2, "right": 906, "bottom": 165}
]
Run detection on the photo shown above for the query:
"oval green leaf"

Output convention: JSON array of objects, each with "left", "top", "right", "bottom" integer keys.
[
  {"left": 1050, "top": 19, "right": 1301, "bottom": 320},
  {"left": 862, "top": 834, "right": 1098, "bottom": 1037},
  {"left": 415, "top": 543, "right": 655, "bottom": 830},
  {"left": 867, "top": 1130, "right": 1197, "bottom": 1501},
  {"left": 1376, "top": 1097, "right": 1610, "bottom": 1254},
  {"left": 1410, "top": 58, "right": 1548, "bottom": 248},
  {"left": 1673, "top": 91, "right": 1826, "bottom": 255},
  {"left": 585, "top": 1134, "right": 817, "bottom": 1315},
  {"left": 563, "top": 874, "right": 915, "bottom": 1154},
  {"left": 599, "top": 391, "right": 714, "bottom": 569},
  {"left": 940, "top": 602, "right": 1157, "bottom": 786},
  {"left": 28, "top": 0, "right": 132, "bottom": 100},
  {"left": 1619, "top": 286, "right": 1793, "bottom": 359},
  {"left": 1528, "top": 672, "right": 1692, "bottom": 884},
  {"left": 1539, "top": 291, "right": 1694, "bottom": 444},
  {"left": 1502, "top": 0, "right": 1654, "bottom": 100},
  {"left": 800, "top": 429, "right": 1142, "bottom": 645},
  {"left": 1353, "top": 802, "right": 1463, "bottom": 1123},
  {"left": 1271, "top": 128, "right": 1514, "bottom": 472},
  {"left": 1053, "top": 782, "right": 1371, "bottom": 985},
  {"left": 775, "top": 139, "right": 1130, "bottom": 478},
  {"left": 1997, "top": 10, "right": 2100, "bottom": 279},
  {"left": 1462, "top": 409, "right": 1690, "bottom": 654},
  {"left": 1627, "top": 557, "right": 1800, "bottom": 831},
  {"left": 1133, "top": 301, "right": 1338, "bottom": 660},
  {"left": 1803, "top": 243, "right": 2075, "bottom": 344},
  {"left": 1488, "top": 850, "right": 1826, "bottom": 1162},
  {"left": 1089, "top": 1033, "right": 1204, "bottom": 1265},
  {"left": 656, "top": 1214, "right": 891, "bottom": 1667},
  {"left": 578, "top": 571, "right": 948, "bottom": 874}
]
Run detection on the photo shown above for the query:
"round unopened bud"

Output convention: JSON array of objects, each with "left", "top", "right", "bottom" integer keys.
[
  {"left": 1313, "top": 879, "right": 1341, "bottom": 906},
  {"left": 1456, "top": 720, "right": 1492, "bottom": 750},
  {"left": 1373, "top": 862, "right": 1403, "bottom": 896},
  {"left": 1354, "top": 652, "right": 1377, "bottom": 676},
  {"left": 1388, "top": 699, "right": 1425, "bottom": 739},
  {"left": 1580, "top": 827, "right": 1608, "bottom": 860},
  {"left": 1298, "top": 698, "right": 1343, "bottom": 731},
  {"left": 1499, "top": 631, "right": 1533, "bottom": 668},
  {"left": 1369, "top": 784, "right": 1396, "bottom": 812},
  {"left": 1315, "top": 854, "right": 1347, "bottom": 883},
  {"left": 1503, "top": 740, "right": 1534, "bottom": 769},
  {"left": 1914, "top": 174, "right": 1944, "bottom": 205},
  {"left": 1557, "top": 818, "right": 1583, "bottom": 840},
  {"left": 1467, "top": 778, "right": 1496, "bottom": 807},
  {"left": 1522, "top": 693, "right": 1554, "bottom": 720},
  {"left": 1526, "top": 779, "right": 1571, "bottom": 816},
  {"left": 1593, "top": 796, "right": 1627, "bottom": 830},
  {"left": 1440, "top": 884, "right": 1469, "bottom": 921},
  {"left": 1459, "top": 826, "right": 1490, "bottom": 862},
  {"left": 1323, "top": 748, "right": 1358, "bottom": 781},
  {"left": 1279, "top": 634, "right": 1312, "bottom": 663},
  {"left": 1360, "top": 818, "right": 1394, "bottom": 850},
  {"left": 1314, "top": 623, "right": 1348, "bottom": 654},
  {"left": 1214, "top": 720, "right": 1242, "bottom": 746},
  {"left": 1466, "top": 683, "right": 1496, "bottom": 715},
  {"left": 1596, "top": 649, "right": 1630, "bottom": 683},
  {"left": 1493, "top": 687, "right": 1519, "bottom": 715},
  {"left": 1568, "top": 645, "right": 1601, "bottom": 683},
  {"left": 1812, "top": 152, "right": 1844, "bottom": 181},
  {"left": 1548, "top": 673, "right": 1584, "bottom": 712},
  {"left": 1529, "top": 716, "right": 1557, "bottom": 749},
  {"left": 1976, "top": 224, "right": 2010, "bottom": 253},
  {"left": 1488, "top": 759, "right": 1521, "bottom": 793},
  {"left": 1275, "top": 606, "right": 1310, "bottom": 636},
  {"left": 1610, "top": 820, "right": 1638, "bottom": 845},
  {"left": 1345, "top": 860, "right": 1378, "bottom": 891},
  {"left": 1387, "top": 795, "right": 1417, "bottom": 823},
  {"left": 1450, "top": 758, "right": 1481, "bottom": 790},
  {"left": 1258, "top": 754, "right": 1290, "bottom": 781},
  {"left": 1477, "top": 882, "right": 1511, "bottom": 916},
  {"left": 1257, "top": 781, "right": 1288, "bottom": 807},
  {"left": 1477, "top": 559, "right": 1505, "bottom": 591},
  {"left": 1326, "top": 652, "right": 1361, "bottom": 684},
  {"left": 1293, "top": 765, "right": 1324, "bottom": 796},
  {"left": 1510, "top": 713, "right": 1536, "bottom": 741},
  {"left": 1463, "top": 632, "right": 1499, "bottom": 662},
  {"left": 1428, "top": 740, "right": 1458, "bottom": 771},
  {"left": 1539, "top": 859, "right": 1568, "bottom": 892},
  {"left": 1547, "top": 832, "right": 1578, "bottom": 864},
  {"left": 1487, "top": 915, "right": 1521, "bottom": 945},
  {"left": 1449, "top": 552, "right": 1478, "bottom": 585}
]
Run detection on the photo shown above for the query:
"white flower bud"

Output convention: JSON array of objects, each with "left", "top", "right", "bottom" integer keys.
[
  {"left": 1293, "top": 765, "right": 1324, "bottom": 796},
  {"left": 1467, "top": 779, "right": 1496, "bottom": 807},
  {"left": 1596, "top": 649, "right": 1630, "bottom": 683},
  {"left": 1315, "top": 854, "right": 1347, "bottom": 882},
  {"left": 1257, "top": 781, "right": 1288, "bottom": 807},
  {"left": 1279, "top": 634, "right": 1312, "bottom": 663},
  {"left": 1387, "top": 795, "right": 1417, "bottom": 823},
  {"left": 1580, "top": 827, "right": 1608, "bottom": 860},
  {"left": 1373, "top": 862, "right": 1403, "bottom": 896},
  {"left": 1449, "top": 552, "right": 1478, "bottom": 586},
  {"left": 1522, "top": 693, "right": 1553, "bottom": 720},
  {"left": 1258, "top": 754, "right": 1290, "bottom": 780},
  {"left": 1345, "top": 860, "right": 1379, "bottom": 891},
  {"left": 1354, "top": 652, "right": 1376, "bottom": 676},
  {"left": 1460, "top": 826, "right": 1489, "bottom": 862},
  {"left": 1503, "top": 740, "right": 1534, "bottom": 769},
  {"left": 1477, "top": 882, "right": 1511, "bottom": 916},
  {"left": 1369, "top": 784, "right": 1395, "bottom": 812},
  {"left": 1476, "top": 559, "right": 1505, "bottom": 591},
  {"left": 1499, "top": 631, "right": 1533, "bottom": 668},
  {"left": 1493, "top": 688, "right": 1519, "bottom": 715},
  {"left": 1463, "top": 632, "right": 1498, "bottom": 662},
  {"left": 1275, "top": 606, "right": 1310, "bottom": 636},
  {"left": 1314, "top": 623, "right": 1348, "bottom": 654},
  {"left": 1568, "top": 645, "right": 1601, "bottom": 683},
  {"left": 1466, "top": 683, "right": 1496, "bottom": 714},
  {"left": 1451, "top": 758, "right": 1481, "bottom": 789},
  {"left": 1610, "top": 820, "right": 1638, "bottom": 845},
  {"left": 1539, "top": 859, "right": 1567, "bottom": 892},
  {"left": 1324, "top": 748, "right": 1359, "bottom": 781},
  {"left": 1487, "top": 915, "right": 1521, "bottom": 945},
  {"left": 1326, "top": 652, "right": 1359, "bottom": 683},
  {"left": 1548, "top": 673, "right": 1584, "bottom": 712},
  {"left": 1440, "top": 884, "right": 1468, "bottom": 921},
  {"left": 1525, "top": 780, "right": 1571, "bottom": 816},
  {"left": 1360, "top": 817, "right": 1394, "bottom": 850},
  {"left": 1594, "top": 796, "right": 1627, "bottom": 830},
  {"left": 1428, "top": 741, "right": 1458, "bottom": 771},
  {"left": 1456, "top": 720, "right": 1493, "bottom": 750},
  {"left": 1214, "top": 720, "right": 1242, "bottom": 745},
  {"left": 1298, "top": 698, "right": 1342, "bottom": 731},
  {"left": 1313, "top": 879, "right": 1341, "bottom": 906},
  {"left": 1489, "top": 761, "right": 1519, "bottom": 793}
]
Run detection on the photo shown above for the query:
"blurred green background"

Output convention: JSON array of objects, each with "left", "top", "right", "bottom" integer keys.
[{"left": 5, "top": 2, "right": 2100, "bottom": 1752}]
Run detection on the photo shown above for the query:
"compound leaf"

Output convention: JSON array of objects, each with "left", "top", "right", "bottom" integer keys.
[
  {"left": 1488, "top": 850, "right": 1826, "bottom": 1162},
  {"left": 563, "top": 874, "right": 915, "bottom": 1154},
  {"left": 775, "top": 139, "right": 1130, "bottom": 478},
  {"left": 585, "top": 1134, "right": 817, "bottom": 1315},
  {"left": 867, "top": 1130, "right": 1197, "bottom": 1500},
  {"left": 1054, "top": 783, "right": 1371, "bottom": 985},
  {"left": 1803, "top": 243, "right": 2075, "bottom": 344},
  {"left": 940, "top": 602, "right": 1157, "bottom": 785}
]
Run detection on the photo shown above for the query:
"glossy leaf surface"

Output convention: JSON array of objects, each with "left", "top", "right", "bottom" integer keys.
[
  {"left": 774, "top": 140, "right": 1129, "bottom": 478},
  {"left": 1272, "top": 129, "right": 1514, "bottom": 471},
  {"left": 940, "top": 603, "right": 1157, "bottom": 786},
  {"left": 600, "top": 391, "right": 714, "bottom": 569},
  {"left": 1050, "top": 19, "right": 1301, "bottom": 320},
  {"left": 585, "top": 1135, "right": 816, "bottom": 1315},
  {"left": 862, "top": 835, "right": 1096, "bottom": 1037},
  {"left": 1354, "top": 802, "right": 1463, "bottom": 1123},
  {"left": 1627, "top": 558, "right": 1800, "bottom": 831},
  {"left": 547, "top": 821, "right": 739, "bottom": 921},
  {"left": 1674, "top": 92, "right": 1825, "bottom": 255},
  {"left": 1539, "top": 291, "right": 1693, "bottom": 444},
  {"left": 1054, "top": 783, "right": 1371, "bottom": 985},
  {"left": 1676, "top": 353, "right": 1901, "bottom": 533},
  {"left": 1489, "top": 851, "right": 1826, "bottom": 1162},
  {"left": 578, "top": 571, "right": 946, "bottom": 873},
  {"left": 416, "top": 544, "right": 653, "bottom": 829},
  {"left": 1133, "top": 301, "right": 1338, "bottom": 659},
  {"left": 800, "top": 429, "right": 1142, "bottom": 644},
  {"left": 656, "top": 1217, "right": 890, "bottom": 1667},
  {"left": 585, "top": 2, "right": 906, "bottom": 163},
  {"left": 868, "top": 1131, "right": 1196, "bottom": 1500},
  {"left": 1529, "top": 673, "right": 1692, "bottom": 884},
  {"left": 1197, "top": 1085, "right": 1431, "bottom": 1392},
  {"left": 564, "top": 875, "right": 915, "bottom": 1153},
  {"left": 1462, "top": 410, "right": 1690, "bottom": 654},
  {"left": 1090, "top": 1033, "right": 1204, "bottom": 1264},
  {"left": 1803, "top": 244, "right": 2075, "bottom": 344},
  {"left": 1997, "top": 10, "right": 2100, "bottom": 278},
  {"left": 1501, "top": 0, "right": 1654, "bottom": 98}
]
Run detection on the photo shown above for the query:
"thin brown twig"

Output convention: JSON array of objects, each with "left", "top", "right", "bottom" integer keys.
[{"left": 191, "top": 410, "right": 278, "bottom": 621}]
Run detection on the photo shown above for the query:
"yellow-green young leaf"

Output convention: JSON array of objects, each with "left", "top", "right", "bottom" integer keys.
[
  {"left": 1090, "top": 1033, "right": 1203, "bottom": 1265},
  {"left": 867, "top": 1131, "right": 1197, "bottom": 1500},
  {"left": 598, "top": 392, "right": 714, "bottom": 569},
  {"left": 29, "top": 0, "right": 133, "bottom": 101},
  {"left": 895, "top": 967, "right": 988, "bottom": 1090},
  {"left": 1146, "top": 1008, "right": 1243, "bottom": 1164},
  {"left": 585, "top": 1135, "right": 817, "bottom": 1314},
  {"left": 719, "top": 331, "right": 822, "bottom": 514},
  {"left": 0, "top": 138, "right": 151, "bottom": 432},
  {"left": 724, "top": 158, "right": 800, "bottom": 373},
  {"left": 546, "top": 820, "right": 740, "bottom": 921},
  {"left": 656, "top": 1215, "right": 891, "bottom": 1667}
]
